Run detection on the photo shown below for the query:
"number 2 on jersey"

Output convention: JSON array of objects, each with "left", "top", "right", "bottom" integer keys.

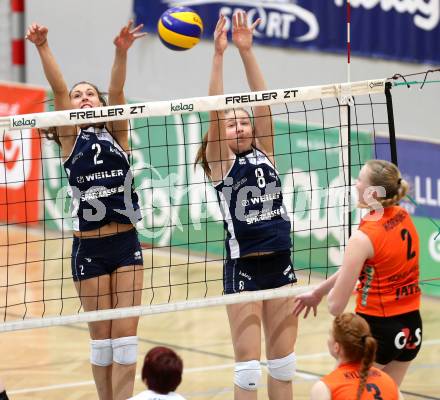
[
  {"left": 401, "top": 228, "right": 416, "bottom": 260},
  {"left": 92, "top": 143, "right": 104, "bottom": 165}
]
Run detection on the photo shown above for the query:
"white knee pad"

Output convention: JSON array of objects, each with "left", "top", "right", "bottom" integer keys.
[
  {"left": 90, "top": 339, "right": 113, "bottom": 367},
  {"left": 112, "top": 336, "right": 138, "bottom": 365},
  {"left": 234, "top": 360, "right": 262, "bottom": 391},
  {"left": 267, "top": 352, "right": 296, "bottom": 381}
]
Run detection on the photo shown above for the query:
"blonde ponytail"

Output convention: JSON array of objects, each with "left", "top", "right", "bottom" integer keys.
[{"left": 365, "top": 159, "right": 408, "bottom": 207}]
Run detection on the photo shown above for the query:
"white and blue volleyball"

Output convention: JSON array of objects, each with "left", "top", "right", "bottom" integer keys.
[{"left": 157, "top": 7, "right": 203, "bottom": 51}]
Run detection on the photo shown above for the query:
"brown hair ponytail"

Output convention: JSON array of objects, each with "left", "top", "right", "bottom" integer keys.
[
  {"left": 357, "top": 335, "right": 376, "bottom": 400},
  {"left": 194, "top": 132, "right": 211, "bottom": 178},
  {"left": 333, "top": 313, "right": 377, "bottom": 400}
]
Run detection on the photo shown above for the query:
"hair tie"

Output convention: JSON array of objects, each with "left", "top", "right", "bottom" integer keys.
[
  {"left": 361, "top": 335, "right": 368, "bottom": 343},
  {"left": 397, "top": 178, "right": 402, "bottom": 185}
]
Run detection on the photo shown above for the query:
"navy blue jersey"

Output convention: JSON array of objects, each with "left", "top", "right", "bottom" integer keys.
[
  {"left": 214, "top": 147, "right": 291, "bottom": 259},
  {"left": 63, "top": 126, "right": 141, "bottom": 231}
]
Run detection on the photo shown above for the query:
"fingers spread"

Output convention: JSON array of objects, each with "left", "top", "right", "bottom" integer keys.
[
  {"left": 250, "top": 18, "right": 261, "bottom": 31},
  {"left": 130, "top": 23, "right": 144, "bottom": 34}
]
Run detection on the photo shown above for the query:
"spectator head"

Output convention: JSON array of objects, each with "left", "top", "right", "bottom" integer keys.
[{"left": 142, "top": 346, "right": 183, "bottom": 394}]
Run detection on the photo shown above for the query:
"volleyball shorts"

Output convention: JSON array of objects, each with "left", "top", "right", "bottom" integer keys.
[
  {"left": 358, "top": 310, "right": 422, "bottom": 365},
  {"left": 71, "top": 228, "right": 143, "bottom": 281},
  {"left": 223, "top": 251, "right": 297, "bottom": 294}
]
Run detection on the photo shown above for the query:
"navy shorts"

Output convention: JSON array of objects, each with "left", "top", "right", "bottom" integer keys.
[
  {"left": 223, "top": 251, "right": 297, "bottom": 294},
  {"left": 358, "top": 310, "right": 422, "bottom": 365},
  {"left": 71, "top": 228, "right": 144, "bottom": 281}
]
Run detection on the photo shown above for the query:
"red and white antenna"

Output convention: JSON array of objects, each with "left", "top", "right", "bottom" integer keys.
[{"left": 11, "top": 0, "right": 25, "bottom": 82}]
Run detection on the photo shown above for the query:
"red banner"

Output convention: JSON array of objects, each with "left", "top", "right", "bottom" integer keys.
[{"left": 0, "top": 83, "right": 45, "bottom": 224}]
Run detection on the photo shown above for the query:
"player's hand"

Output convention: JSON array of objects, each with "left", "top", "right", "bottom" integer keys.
[
  {"left": 214, "top": 14, "right": 228, "bottom": 55},
  {"left": 113, "top": 20, "right": 147, "bottom": 50},
  {"left": 25, "top": 23, "right": 48, "bottom": 47},
  {"left": 232, "top": 11, "right": 260, "bottom": 51},
  {"left": 293, "top": 290, "right": 322, "bottom": 318}
]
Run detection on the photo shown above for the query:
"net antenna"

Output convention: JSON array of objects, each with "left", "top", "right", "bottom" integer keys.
[
  {"left": 0, "top": 78, "right": 394, "bottom": 332},
  {"left": 338, "top": 0, "right": 354, "bottom": 251}
]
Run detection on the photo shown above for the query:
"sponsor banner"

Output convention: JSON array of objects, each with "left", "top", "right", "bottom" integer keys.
[
  {"left": 398, "top": 138, "right": 440, "bottom": 220},
  {"left": 376, "top": 137, "right": 440, "bottom": 220},
  {"left": 8, "top": 80, "right": 387, "bottom": 130},
  {"left": 134, "top": 1, "right": 440, "bottom": 64},
  {"left": 0, "top": 84, "right": 44, "bottom": 224},
  {"left": 413, "top": 216, "right": 440, "bottom": 297}
]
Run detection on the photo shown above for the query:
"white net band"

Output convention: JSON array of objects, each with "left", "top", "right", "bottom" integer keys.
[
  {"left": 0, "top": 78, "right": 387, "bottom": 130},
  {"left": 0, "top": 285, "right": 314, "bottom": 332}
]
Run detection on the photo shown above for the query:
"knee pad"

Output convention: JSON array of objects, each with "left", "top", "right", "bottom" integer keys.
[
  {"left": 267, "top": 352, "right": 296, "bottom": 381},
  {"left": 112, "top": 336, "right": 138, "bottom": 365},
  {"left": 234, "top": 360, "right": 262, "bottom": 391},
  {"left": 90, "top": 339, "right": 113, "bottom": 367}
]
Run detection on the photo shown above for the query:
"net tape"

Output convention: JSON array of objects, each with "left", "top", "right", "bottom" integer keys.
[{"left": 0, "top": 79, "right": 387, "bottom": 130}]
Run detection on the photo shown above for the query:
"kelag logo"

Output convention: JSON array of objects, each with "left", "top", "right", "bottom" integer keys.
[
  {"left": 170, "top": 102, "right": 194, "bottom": 113},
  {"left": 11, "top": 117, "right": 36, "bottom": 128}
]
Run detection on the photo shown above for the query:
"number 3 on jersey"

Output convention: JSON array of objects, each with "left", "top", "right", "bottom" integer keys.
[
  {"left": 255, "top": 167, "right": 266, "bottom": 188},
  {"left": 92, "top": 143, "right": 103, "bottom": 165},
  {"left": 366, "top": 383, "right": 383, "bottom": 400}
]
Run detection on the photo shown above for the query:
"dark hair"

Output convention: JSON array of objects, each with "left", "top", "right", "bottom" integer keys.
[
  {"left": 365, "top": 159, "right": 409, "bottom": 207},
  {"left": 194, "top": 108, "right": 253, "bottom": 178},
  {"left": 333, "top": 313, "right": 377, "bottom": 400},
  {"left": 42, "top": 81, "right": 107, "bottom": 146},
  {"left": 141, "top": 346, "right": 183, "bottom": 394}
]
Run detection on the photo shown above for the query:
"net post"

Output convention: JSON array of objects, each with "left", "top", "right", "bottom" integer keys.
[
  {"left": 385, "top": 82, "right": 398, "bottom": 166},
  {"left": 347, "top": 104, "right": 352, "bottom": 238},
  {"left": 339, "top": 86, "right": 353, "bottom": 249}
]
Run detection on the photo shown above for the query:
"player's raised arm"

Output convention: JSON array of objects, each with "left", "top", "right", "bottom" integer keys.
[
  {"left": 232, "top": 11, "right": 274, "bottom": 156},
  {"left": 108, "top": 20, "right": 147, "bottom": 150},
  {"left": 204, "top": 14, "right": 234, "bottom": 182},
  {"left": 26, "top": 23, "right": 70, "bottom": 111},
  {"left": 26, "top": 23, "right": 76, "bottom": 153}
]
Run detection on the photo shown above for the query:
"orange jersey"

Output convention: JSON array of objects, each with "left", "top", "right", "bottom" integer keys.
[
  {"left": 322, "top": 363, "right": 399, "bottom": 400},
  {"left": 356, "top": 206, "right": 420, "bottom": 317}
]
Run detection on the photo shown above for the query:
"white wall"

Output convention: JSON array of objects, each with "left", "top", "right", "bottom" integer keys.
[
  {"left": 0, "top": 0, "right": 12, "bottom": 81},
  {"left": 26, "top": 0, "right": 439, "bottom": 141}
]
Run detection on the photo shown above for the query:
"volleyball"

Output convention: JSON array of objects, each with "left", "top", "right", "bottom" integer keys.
[{"left": 157, "top": 6, "right": 203, "bottom": 51}]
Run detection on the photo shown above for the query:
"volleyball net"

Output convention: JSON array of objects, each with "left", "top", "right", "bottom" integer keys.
[{"left": 0, "top": 78, "right": 397, "bottom": 331}]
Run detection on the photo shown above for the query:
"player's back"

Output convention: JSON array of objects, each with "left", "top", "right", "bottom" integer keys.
[
  {"left": 322, "top": 363, "right": 399, "bottom": 399},
  {"left": 356, "top": 205, "right": 420, "bottom": 317}
]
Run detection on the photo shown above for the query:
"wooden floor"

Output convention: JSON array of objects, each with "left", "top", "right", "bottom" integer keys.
[{"left": 1, "top": 228, "right": 440, "bottom": 399}]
